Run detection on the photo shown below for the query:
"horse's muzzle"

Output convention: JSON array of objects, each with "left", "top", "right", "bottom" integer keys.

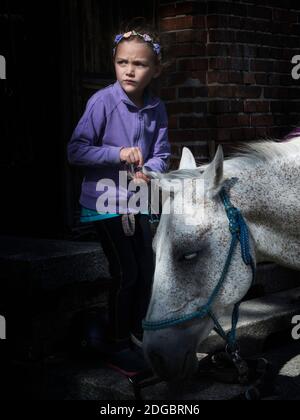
[{"left": 143, "top": 330, "right": 199, "bottom": 381}]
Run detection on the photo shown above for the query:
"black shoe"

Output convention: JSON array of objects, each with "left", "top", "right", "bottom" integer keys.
[{"left": 106, "top": 347, "right": 149, "bottom": 377}]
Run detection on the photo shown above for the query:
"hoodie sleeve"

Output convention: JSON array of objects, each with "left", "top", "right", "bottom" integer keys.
[
  {"left": 67, "top": 96, "right": 123, "bottom": 167},
  {"left": 143, "top": 102, "right": 171, "bottom": 173}
]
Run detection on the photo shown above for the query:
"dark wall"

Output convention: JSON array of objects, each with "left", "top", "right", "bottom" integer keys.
[{"left": 0, "top": 0, "right": 65, "bottom": 238}]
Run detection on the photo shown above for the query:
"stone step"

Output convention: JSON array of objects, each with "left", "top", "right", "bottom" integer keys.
[
  {"left": 0, "top": 236, "right": 109, "bottom": 291},
  {"left": 0, "top": 236, "right": 109, "bottom": 359},
  {"left": 0, "top": 236, "right": 298, "bottom": 360},
  {"left": 201, "top": 286, "right": 300, "bottom": 355},
  {"left": 0, "top": 237, "right": 298, "bottom": 294},
  {"left": 11, "top": 287, "right": 300, "bottom": 400},
  {"left": 245, "top": 263, "right": 299, "bottom": 299}
]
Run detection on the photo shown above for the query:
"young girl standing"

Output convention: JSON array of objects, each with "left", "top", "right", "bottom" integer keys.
[{"left": 68, "top": 24, "right": 171, "bottom": 376}]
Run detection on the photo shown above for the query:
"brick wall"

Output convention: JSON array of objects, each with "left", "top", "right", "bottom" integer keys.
[{"left": 158, "top": 0, "right": 300, "bottom": 168}]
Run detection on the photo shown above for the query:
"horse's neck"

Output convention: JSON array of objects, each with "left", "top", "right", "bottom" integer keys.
[{"left": 226, "top": 156, "right": 300, "bottom": 270}]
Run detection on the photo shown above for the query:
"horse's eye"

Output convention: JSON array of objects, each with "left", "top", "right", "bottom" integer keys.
[{"left": 183, "top": 252, "right": 198, "bottom": 261}]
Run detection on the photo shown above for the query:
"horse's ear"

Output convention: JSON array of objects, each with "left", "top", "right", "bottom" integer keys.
[
  {"left": 204, "top": 145, "right": 224, "bottom": 199},
  {"left": 179, "top": 147, "right": 197, "bottom": 170}
]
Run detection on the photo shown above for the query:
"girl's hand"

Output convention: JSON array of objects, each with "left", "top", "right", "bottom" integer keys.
[
  {"left": 133, "top": 171, "right": 151, "bottom": 185},
  {"left": 120, "top": 147, "right": 144, "bottom": 166}
]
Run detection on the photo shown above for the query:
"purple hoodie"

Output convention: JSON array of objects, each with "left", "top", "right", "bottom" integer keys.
[{"left": 68, "top": 81, "right": 171, "bottom": 212}]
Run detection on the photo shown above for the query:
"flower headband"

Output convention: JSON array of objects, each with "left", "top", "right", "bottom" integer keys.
[{"left": 113, "top": 30, "right": 161, "bottom": 58}]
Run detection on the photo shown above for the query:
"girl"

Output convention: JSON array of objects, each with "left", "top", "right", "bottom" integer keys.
[{"left": 68, "top": 23, "right": 171, "bottom": 376}]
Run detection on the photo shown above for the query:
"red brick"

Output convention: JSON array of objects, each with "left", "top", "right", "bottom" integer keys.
[
  {"left": 209, "top": 58, "right": 230, "bottom": 70},
  {"left": 160, "top": 88, "right": 177, "bottom": 101},
  {"left": 176, "top": 30, "right": 207, "bottom": 44},
  {"left": 178, "top": 87, "right": 209, "bottom": 98},
  {"left": 217, "top": 115, "right": 250, "bottom": 128},
  {"left": 270, "top": 102, "right": 283, "bottom": 113},
  {"left": 169, "top": 44, "right": 206, "bottom": 58},
  {"left": 161, "top": 32, "right": 177, "bottom": 46},
  {"left": 273, "top": 8, "right": 298, "bottom": 23},
  {"left": 167, "top": 102, "right": 194, "bottom": 115},
  {"left": 169, "top": 129, "right": 212, "bottom": 143},
  {"left": 168, "top": 116, "right": 178, "bottom": 129},
  {"left": 230, "top": 101, "right": 244, "bottom": 113},
  {"left": 231, "top": 58, "right": 249, "bottom": 72},
  {"left": 207, "top": 71, "right": 229, "bottom": 84},
  {"left": 244, "top": 101, "right": 270, "bottom": 113},
  {"left": 179, "top": 58, "right": 208, "bottom": 71},
  {"left": 273, "top": 60, "right": 289, "bottom": 73},
  {"left": 255, "top": 73, "right": 268, "bottom": 85},
  {"left": 228, "top": 72, "right": 244, "bottom": 84},
  {"left": 264, "top": 87, "right": 291, "bottom": 99},
  {"left": 209, "top": 100, "right": 231, "bottom": 113},
  {"left": 167, "top": 72, "right": 191, "bottom": 86},
  {"left": 207, "top": 2, "right": 247, "bottom": 17},
  {"left": 255, "top": 127, "right": 270, "bottom": 138},
  {"left": 206, "top": 44, "right": 229, "bottom": 57},
  {"left": 231, "top": 128, "right": 245, "bottom": 141},
  {"left": 207, "top": 15, "right": 230, "bottom": 29},
  {"left": 217, "top": 115, "right": 238, "bottom": 128},
  {"left": 169, "top": 130, "right": 195, "bottom": 143},
  {"left": 179, "top": 116, "right": 216, "bottom": 129},
  {"left": 280, "top": 74, "right": 296, "bottom": 87},
  {"left": 170, "top": 143, "right": 182, "bottom": 158},
  {"left": 160, "top": 4, "right": 177, "bottom": 19},
  {"left": 229, "top": 44, "right": 256, "bottom": 58},
  {"left": 230, "top": 127, "right": 257, "bottom": 141},
  {"left": 209, "top": 71, "right": 243, "bottom": 86},
  {"left": 160, "top": 1, "right": 207, "bottom": 18},
  {"left": 209, "top": 29, "right": 236, "bottom": 43},
  {"left": 234, "top": 86, "right": 262, "bottom": 99},
  {"left": 243, "top": 73, "right": 256, "bottom": 85},
  {"left": 247, "top": 5, "right": 272, "bottom": 20},
  {"left": 217, "top": 129, "right": 231, "bottom": 141},
  {"left": 235, "top": 31, "right": 261, "bottom": 45},
  {"left": 251, "top": 115, "right": 274, "bottom": 127},
  {"left": 209, "top": 58, "right": 248, "bottom": 72},
  {"left": 192, "top": 101, "right": 208, "bottom": 113},
  {"left": 161, "top": 15, "right": 205, "bottom": 32},
  {"left": 268, "top": 74, "right": 280, "bottom": 85},
  {"left": 209, "top": 86, "right": 235, "bottom": 98},
  {"left": 190, "top": 72, "right": 207, "bottom": 84}
]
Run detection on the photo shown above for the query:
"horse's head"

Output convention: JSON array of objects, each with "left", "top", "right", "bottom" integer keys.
[{"left": 142, "top": 146, "right": 256, "bottom": 381}]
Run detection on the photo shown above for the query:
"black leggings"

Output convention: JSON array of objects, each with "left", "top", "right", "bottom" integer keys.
[{"left": 93, "top": 215, "right": 155, "bottom": 351}]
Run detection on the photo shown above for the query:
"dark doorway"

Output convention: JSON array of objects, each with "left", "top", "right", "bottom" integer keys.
[{"left": 0, "top": 0, "right": 159, "bottom": 239}]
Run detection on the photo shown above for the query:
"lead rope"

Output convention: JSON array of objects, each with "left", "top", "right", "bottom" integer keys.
[{"left": 122, "top": 214, "right": 136, "bottom": 237}]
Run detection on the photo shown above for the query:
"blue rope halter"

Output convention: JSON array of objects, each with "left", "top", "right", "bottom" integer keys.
[{"left": 142, "top": 186, "right": 256, "bottom": 350}]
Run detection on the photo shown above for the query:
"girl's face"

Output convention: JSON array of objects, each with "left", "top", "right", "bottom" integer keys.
[{"left": 114, "top": 39, "right": 161, "bottom": 105}]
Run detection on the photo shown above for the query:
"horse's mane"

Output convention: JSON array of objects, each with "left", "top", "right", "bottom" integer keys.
[
  {"left": 224, "top": 137, "right": 300, "bottom": 173},
  {"left": 156, "top": 137, "right": 300, "bottom": 181}
]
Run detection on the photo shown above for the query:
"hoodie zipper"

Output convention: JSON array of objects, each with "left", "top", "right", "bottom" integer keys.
[{"left": 136, "top": 112, "right": 144, "bottom": 149}]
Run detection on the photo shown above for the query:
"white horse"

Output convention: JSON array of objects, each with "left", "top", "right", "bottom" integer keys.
[{"left": 142, "top": 138, "right": 300, "bottom": 381}]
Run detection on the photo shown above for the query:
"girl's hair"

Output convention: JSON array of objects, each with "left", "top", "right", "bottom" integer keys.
[{"left": 113, "top": 17, "right": 170, "bottom": 68}]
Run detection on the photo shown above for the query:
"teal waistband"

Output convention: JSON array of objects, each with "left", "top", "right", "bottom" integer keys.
[{"left": 80, "top": 207, "right": 149, "bottom": 223}]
